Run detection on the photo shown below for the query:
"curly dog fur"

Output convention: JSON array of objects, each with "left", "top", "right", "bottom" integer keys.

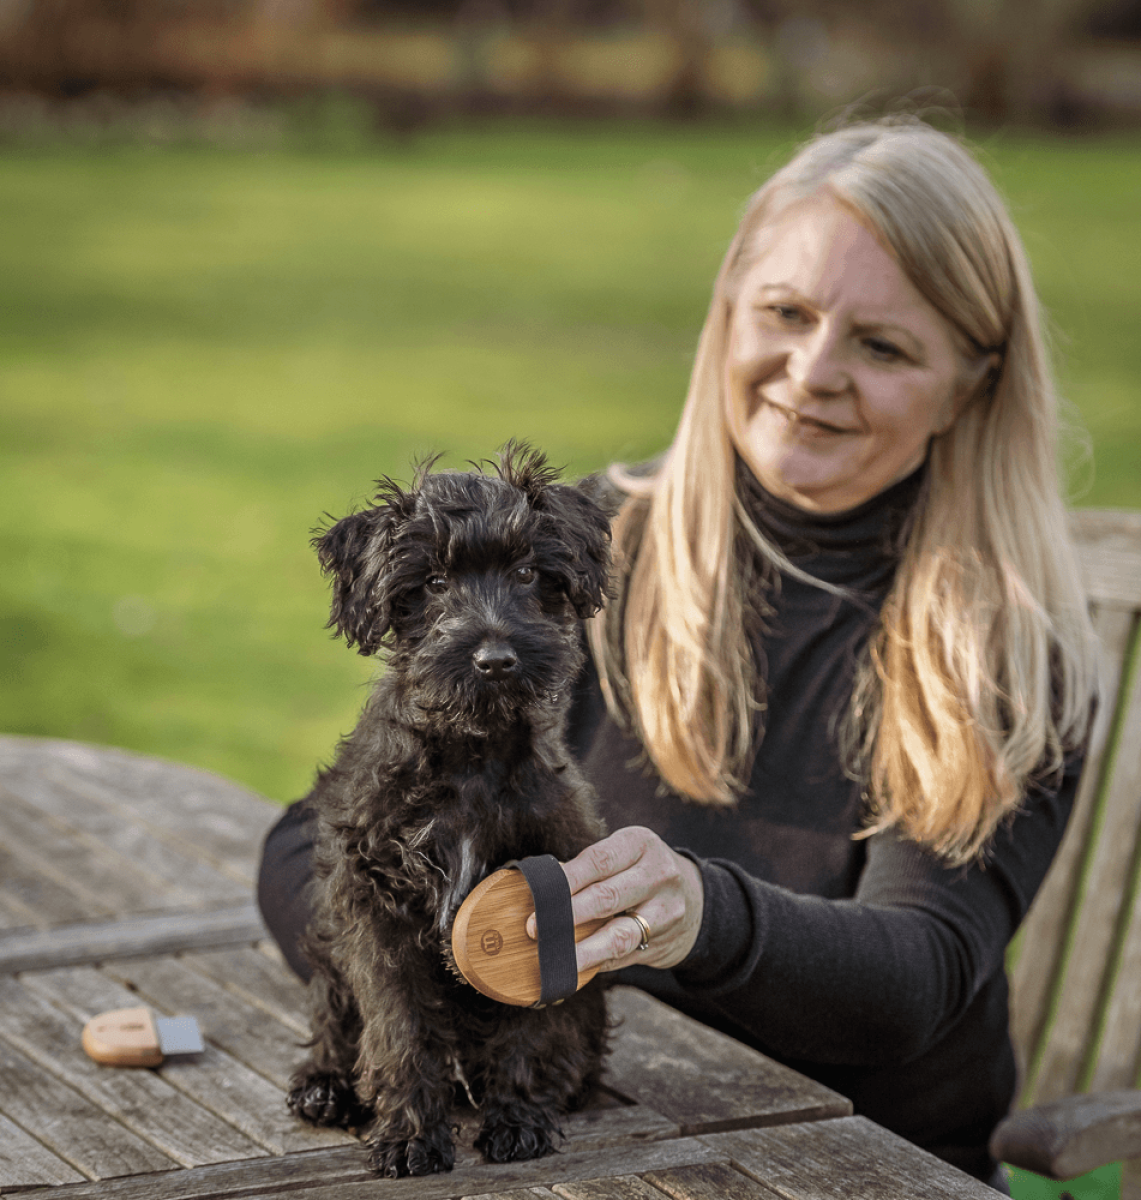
[{"left": 287, "top": 444, "right": 612, "bottom": 1178}]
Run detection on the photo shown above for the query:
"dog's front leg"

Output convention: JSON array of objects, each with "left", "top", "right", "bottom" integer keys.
[
  {"left": 289, "top": 939, "right": 371, "bottom": 1129},
  {"left": 470, "top": 989, "right": 607, "bottom": 1164},
  {"left": 355, "top": 974, "right": 459, "bottom": 1177}
]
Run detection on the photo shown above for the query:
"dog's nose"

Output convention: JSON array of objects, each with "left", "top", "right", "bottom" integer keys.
[{"left": 473, "top": 642, "right": 518, "bottom": 680}]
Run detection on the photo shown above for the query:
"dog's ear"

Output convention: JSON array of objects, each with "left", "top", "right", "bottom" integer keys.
[
  {"left": 540, "top": 480, "right": 613, "bottom": 619},
  {"left": 494, "top": 442, "right": 612, "bottom": 617},
  {"left": 312, "top": 484, "right": 410, "bottom": 655}
]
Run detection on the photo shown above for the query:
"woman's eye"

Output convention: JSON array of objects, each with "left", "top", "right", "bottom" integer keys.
[
  {"left": 426, "top": 575, "right": 448, "bottom": 595},
  {"left": 865, "top": 337, "right": 903, "bottom": 362},
  {"left": 768, "top": 304, "right": 806, "bottom": 324},
  {"left": 513, "top": 565, "right": 536, "bottom": 585}
]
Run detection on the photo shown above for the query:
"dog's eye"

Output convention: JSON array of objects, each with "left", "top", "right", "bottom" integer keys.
[
  {"left": 513, "top": 565, "right": 536, "bottom": 586},
  {"left": 426, "top": 575, "right": 448, "bottom": 595}
]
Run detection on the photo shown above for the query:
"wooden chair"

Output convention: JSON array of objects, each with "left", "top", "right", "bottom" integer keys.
[{"left": 992, "top": 509, "right": 1141, "bottom": 1197}]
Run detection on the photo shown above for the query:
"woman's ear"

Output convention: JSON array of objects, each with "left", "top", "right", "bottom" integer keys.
[{"left": 939, "top": 349, "right": 1003, "bottom": 434}]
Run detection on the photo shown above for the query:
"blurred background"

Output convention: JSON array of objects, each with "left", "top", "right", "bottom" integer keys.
[
  {"left": 0, "top": 7, "right": 1136, "bottom": 1196},
  {"left": 1, "top": 0, "right": 1138, "bottom": 793}
]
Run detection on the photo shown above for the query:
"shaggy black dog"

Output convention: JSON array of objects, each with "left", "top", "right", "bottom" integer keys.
[{"left": 287, "top": 444, "right": 612, "bottom": 1178}]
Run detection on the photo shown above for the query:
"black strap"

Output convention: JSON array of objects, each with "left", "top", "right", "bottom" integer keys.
[{"left": 511, "top": 855, "right": 578, "bottom": 1007}]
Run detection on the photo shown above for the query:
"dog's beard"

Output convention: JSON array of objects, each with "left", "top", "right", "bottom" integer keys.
[{"left": 395, "top": 621, "right": 580, "bottom": 738}]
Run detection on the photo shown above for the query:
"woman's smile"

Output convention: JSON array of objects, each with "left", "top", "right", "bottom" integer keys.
[{"left": 757, "top": 394, "right": 857, "bottom": 437}]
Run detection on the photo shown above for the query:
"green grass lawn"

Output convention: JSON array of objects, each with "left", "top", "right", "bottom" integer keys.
[{"left": 2, "top": 119, "right": 1139, "bottom": 809}]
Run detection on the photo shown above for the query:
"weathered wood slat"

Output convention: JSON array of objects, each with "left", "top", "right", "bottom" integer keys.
[
  {"left": 645, "top": 1161, "right": 782, "bottom": 1199},
  {"left": 0, "top": 905, "right": 268, "bottom": 975},
  {"left": 1076, "top": 544, "right": 1141, "bottom": 609},
  {"left": 0, "top": 784, "right": 172, "bottom": 918},
  {"left": 989, "top": 1089, "right": 1141, "bottom": 1181},
  {"left": 0, "top": 765, "right": 253, "bottom": 909},
  {"left": 176, "top": 945, "right": 310, "bottom": 1036},
  {"left": 1031, "top": 612, "right": 1141, "bottom": 1105},
  {"left": 1071, "top": 510, "right": 1141, "bottom": 611},
  {"left": 1070, "top": 509, "right": 1141, "bottom": 547},
  {"left": 602, "top": 988, "right": 851, "bottom": 1135},
  {"left": 433, "top": 1101, "right": 680, "bottom": 1180},
  {"left": 11, "top": 1124, "right": 711, "bottom": 1200},
  {"left": 0, "top": 737, "right": 278, "bottom": 887},
  {"left": 0, "top": 888, "right": 41, "bottom": 929},
  {"left": 0, "top": 974, "right": 266, "bottom": 1170},
  {"left": 703, "top": 1117, "right": 999, "bottom": 1199},
  {"left": 22, "top": 965, "right": 355, "bottom": 1158},
  {"left": 100, "top": 956, "right": 307, "bottom": 1092},
  {"left": 0, "top": 1112, "right": 87, "bottom": 1189},
  {"left": 1124, "top": 1159, "right": 1141, "bottom": 1200},
  {"left": 0, "top": 836, "right": 99, "bottom": 929},
  {"left": 1089, "top": 877, "right": 1141, "bottom": 1092},
  {"left": 10, "top": 1145, "right": 370, "bottom": 1200},
  {"left": 0, "top": 1036, "right": 175, "bottom": 1185},
  {"left": 1008, "top": 503, "right": 1141, "bottom": 1144},
  {"left": 33, "top": 763, "right": 270, "bottom": 890},
  {"left": 239, "top": 1138, "right": 728, "bottom": 1200},
  {"left": 466, "top": 1189, "right": 561, "bottom": 1200},
  {"left": 576, "top": 1104, "right": 680, "bottom": 1148},
  {"left": 550, "top": 1177, "right": 670, "bottom": 1199},
  {"left": 1087, "top": 640, "right": 1141, "bottom": 1093},
  {"left": 1009, "top": 605, "right": 1134, "bottom": 1089}
]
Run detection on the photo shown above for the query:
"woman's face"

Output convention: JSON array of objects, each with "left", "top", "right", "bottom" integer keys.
[{"left": 724, "top": 193, "right": 965, "bottom": 514}]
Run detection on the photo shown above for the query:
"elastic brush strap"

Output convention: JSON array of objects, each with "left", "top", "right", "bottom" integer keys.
[{"left": 512, "top": 855, "right": 578, "bottom": 1007}]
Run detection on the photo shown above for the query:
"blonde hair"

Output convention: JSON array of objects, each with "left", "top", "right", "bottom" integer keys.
[{"left": 592, "top": 118, "right": 1097, "bottom": 864}]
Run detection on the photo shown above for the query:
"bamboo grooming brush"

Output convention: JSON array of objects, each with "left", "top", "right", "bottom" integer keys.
[{"left": 451, "top": 856, "right": 607, "bottom": 1007}]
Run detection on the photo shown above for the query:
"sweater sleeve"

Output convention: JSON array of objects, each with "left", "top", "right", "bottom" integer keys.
[{"left": 666, "top": 760, "right": 1079, "bottom": 1067}]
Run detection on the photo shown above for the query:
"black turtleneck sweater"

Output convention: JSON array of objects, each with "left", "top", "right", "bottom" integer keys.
[{"left": 567, "top": 464, "right": 1081, "bottom": 1181}]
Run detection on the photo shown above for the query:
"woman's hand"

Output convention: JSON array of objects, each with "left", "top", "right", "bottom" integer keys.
[{"left": 527, "top": 827, "right": 704, "bottom": 973}]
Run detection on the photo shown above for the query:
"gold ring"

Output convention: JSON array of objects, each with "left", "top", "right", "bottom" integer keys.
[{"left": 625, "top": 911, "right": 651, "bottom": 952}]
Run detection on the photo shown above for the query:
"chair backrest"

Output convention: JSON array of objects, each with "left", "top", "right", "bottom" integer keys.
[{"left": 1010, "top": 508, "right": 1141, "bottom": 1108}]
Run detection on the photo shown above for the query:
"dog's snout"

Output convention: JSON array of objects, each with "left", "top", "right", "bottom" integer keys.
[{"left": 473, "top": 641, "right": 518, "bottom": 680}]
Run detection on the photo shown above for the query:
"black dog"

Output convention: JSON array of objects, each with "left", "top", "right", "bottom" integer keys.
[{"left": 287, "top": 444, "right": 612, "bottom": 1178}]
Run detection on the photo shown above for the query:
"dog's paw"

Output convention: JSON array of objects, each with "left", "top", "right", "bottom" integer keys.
[
  {"left": 287, "top": 1073, "right": 366, "bottom": 1128},
  {"left": 475, "top": 1102, "right": 563, "bottom": 1163},
  {"left": 368, "top": 1125, "right": 455, "bottom": 1178}
]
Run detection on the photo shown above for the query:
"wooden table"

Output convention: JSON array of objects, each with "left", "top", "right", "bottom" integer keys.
[{"left": 0, "top": 736, "right": 1000, "bottom": 1198}]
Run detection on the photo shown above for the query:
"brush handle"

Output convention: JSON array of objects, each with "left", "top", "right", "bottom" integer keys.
[
  {"left": 82, "top": 1006, "right": 163, "bottom": 1067},
  {"left": 452, "top": 859, "right": 607, "bottom": 1007}
]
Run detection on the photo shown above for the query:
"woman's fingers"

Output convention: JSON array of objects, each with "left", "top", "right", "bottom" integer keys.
[{"left": 524, "top": 827, "right": 703, "bottom": 973}]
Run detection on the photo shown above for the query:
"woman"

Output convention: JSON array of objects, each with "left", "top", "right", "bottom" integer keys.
[{"left": 259, "top": 118, "right": 1097, "bottom": 1191}]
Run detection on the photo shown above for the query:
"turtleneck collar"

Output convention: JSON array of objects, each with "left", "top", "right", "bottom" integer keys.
[{"left": 735, "top": 455, "right": 926, "bottom": 591}]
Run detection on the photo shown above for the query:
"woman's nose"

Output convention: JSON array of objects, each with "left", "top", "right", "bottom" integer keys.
[{"left": 787, "top": 326, "right": 849, "bottom": 395}]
